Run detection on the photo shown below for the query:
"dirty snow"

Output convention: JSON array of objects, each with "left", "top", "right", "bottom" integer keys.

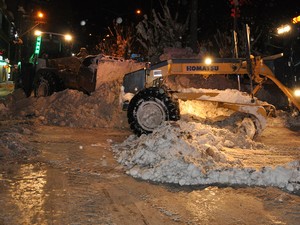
[
  {"left": 112, "top": 120, "right": 300, "bottom": 192},
  {"left": 1, "top": 56, "right": 300, "bottom": 192},
  {"left": 179, "top": 88, "right": 257, "bottom": 103},
  {"left": 0, "top": 122, "right": 38, "bottom": 161}
]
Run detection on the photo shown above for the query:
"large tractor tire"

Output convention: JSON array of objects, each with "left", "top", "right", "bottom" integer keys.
[
  {"left": 34, "top": 71, "right": 58, "bottom": 97},
  {"left": 127, "top": 87, "right": 180, "bottom": 136}
]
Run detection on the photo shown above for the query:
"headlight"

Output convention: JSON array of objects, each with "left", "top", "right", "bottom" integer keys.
[
  {"left": 204, "top": 57, "right": 212, "bottom": 65},
  {"left": 294, "top": 89, "right": 300, "bottom": 97}
]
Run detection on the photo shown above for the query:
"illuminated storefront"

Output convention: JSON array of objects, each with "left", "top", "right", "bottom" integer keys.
[
  {"left": 0, "top": 56, "right": 10, "bottom": 82},
  {"left": 0, "top": 4, "right": 15, "bottom": 82}
]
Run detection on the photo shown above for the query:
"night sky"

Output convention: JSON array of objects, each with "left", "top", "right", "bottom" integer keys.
[
  {"left": 6, "top": 0, "right": 300, "bottom": 52},
  {"left": 46, "top": 1, "right": 154, "bottom": 30},
  {"left": 43, "top": 0, "right": 300, "bottom": 43},
  {"left": 34, "top": 0, "right": 157, "bottom": 50}
]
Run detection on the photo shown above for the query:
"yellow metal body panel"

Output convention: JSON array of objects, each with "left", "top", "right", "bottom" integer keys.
[{"left": 172, "top": 62, "right": 248, "bottom": 75}]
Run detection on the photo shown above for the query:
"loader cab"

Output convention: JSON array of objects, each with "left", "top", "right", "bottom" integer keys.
[
  {"left": 38, "top": 33, "right": 72, "bottom": 59},
  {"left": 19, "top": 32, "right": 74, "bottom": 96}
]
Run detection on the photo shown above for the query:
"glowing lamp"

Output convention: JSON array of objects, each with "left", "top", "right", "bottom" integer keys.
[
  {"left": 64, "top": 34, "right": 72, "bottom": 41},
  {"left": 277, "top": 25, "right": 291, "bottom": 35},
  {"left": 204, "top": 57, "right": 212, "bottom": 65}
]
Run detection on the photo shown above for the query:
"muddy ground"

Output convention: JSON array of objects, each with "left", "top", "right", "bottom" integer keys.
[{"left": 0, "top": 120, "right": 300, "bottom": 225}]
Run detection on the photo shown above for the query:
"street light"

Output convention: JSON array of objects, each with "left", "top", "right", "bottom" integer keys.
[
  {"left": 37, "top": 11, "right": 44, "bottom": 19},
  {"left": 18, "top": 10, "right": 46, "bottom": 39},
  {"left": 64, "top": 34, "right": 72, "bottom": 41},
  {"left": 135, "top": 9, "right": 142, "bottom": 15},
  {"left": 277, "top": 24, "right": 291, "bottom": 35},
  {"left": 34, "top": 30, "right": 42, "bottom": 36}
]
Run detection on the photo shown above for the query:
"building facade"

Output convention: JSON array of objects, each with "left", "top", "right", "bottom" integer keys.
[{"left": 0, "top": 0, "right": 16, "bottom": 82}]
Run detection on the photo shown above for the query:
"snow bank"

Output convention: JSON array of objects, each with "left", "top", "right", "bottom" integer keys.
[
  {"left": 3, "top": 82, "right": 128, "bottom": 129},
  {"left": 1, "top": 58, "right": 144, "bottom": 129},
  {"left": 112, "top": 120, "right": 300, "bottom": 192}
]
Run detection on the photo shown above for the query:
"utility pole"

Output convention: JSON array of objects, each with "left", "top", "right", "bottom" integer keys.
[{"left": 230, "top": 0, "right": 241, "bottom": 90}]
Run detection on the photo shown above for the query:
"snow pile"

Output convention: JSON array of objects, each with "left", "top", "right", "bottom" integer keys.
[
  {"left": 0, "top": 123, "right": 38, "bottom": 161},
  {"left": 1, "top": 58, "right": 144, "bottom": 129},
  {"left": 183, "top": 88, "right": 272, "bottom": 135},
  {"left": 177, "top": 88, "right": 269, "bottom": 138},
  {"left": 113, "top": 121, "right": 300, "bottom": 192},
  {"left": 179, "top": 99, "right": 235, "bottom": 121},
  {"left": 2, "top": 81, "right": 128, "bottom": 129},
  {"left": 179, "top": 88, "right": 258, "bottom": 103}
]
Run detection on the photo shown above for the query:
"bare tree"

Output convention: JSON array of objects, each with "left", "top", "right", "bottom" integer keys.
[
  {"left": 214, "top": 29, "right": 233, "bottom": 58},
  {"left": 96, "top": 21, "right": 135, "bottom": 59},
  {"left": 136, "top": 0, "right": 189, "bottom": 62}
]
